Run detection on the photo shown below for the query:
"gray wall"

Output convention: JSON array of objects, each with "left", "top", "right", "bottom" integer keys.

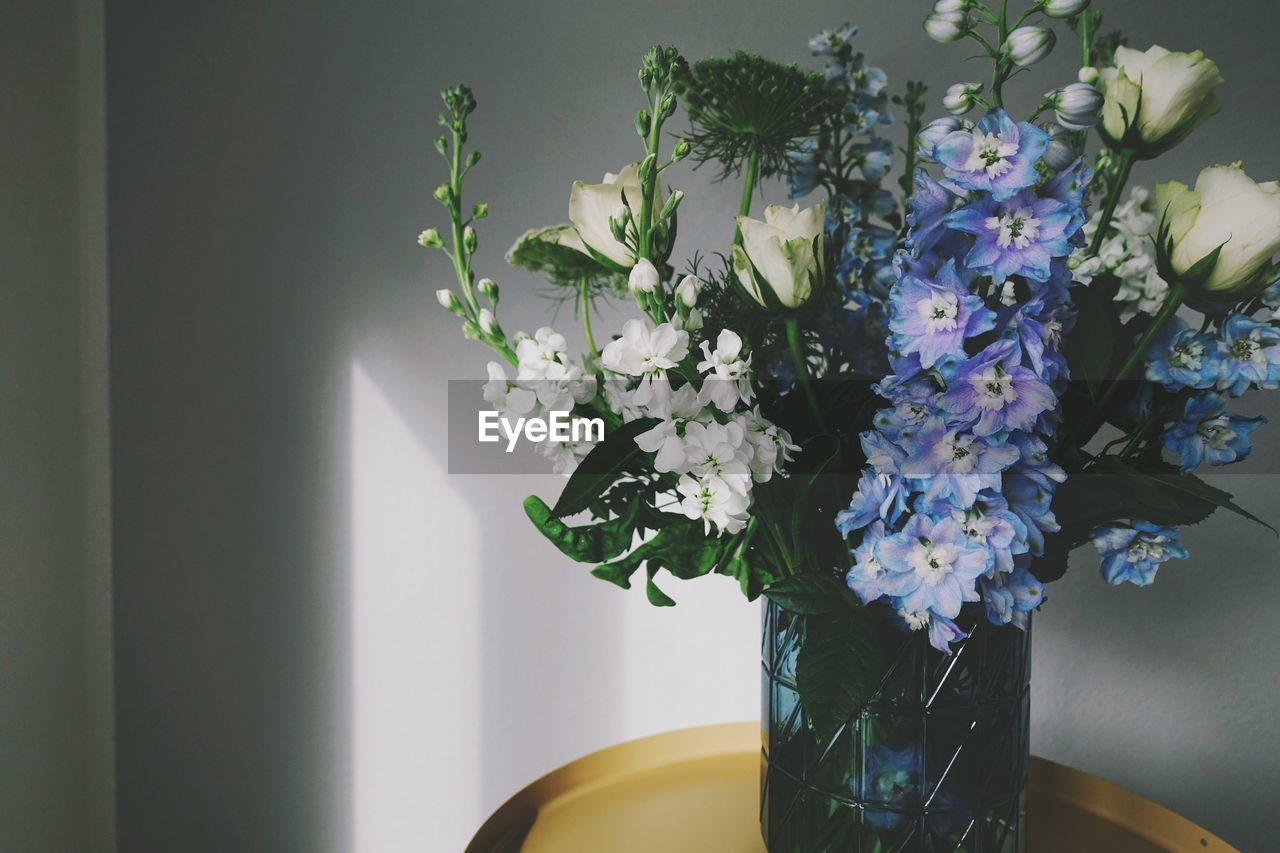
[
  {"left": 105, "top": 1, "right": 1278, "bottom": 851},
  {"left": 1, "top": 1, "right": 113, "bottom": 852}
]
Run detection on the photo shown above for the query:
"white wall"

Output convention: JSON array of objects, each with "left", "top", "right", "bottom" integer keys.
[
  {"left": 103, "top": 1, "right": 1278, "bottom": 851},
  {"left": 0, "top": 1, "right": 113, "bottom": 851}
]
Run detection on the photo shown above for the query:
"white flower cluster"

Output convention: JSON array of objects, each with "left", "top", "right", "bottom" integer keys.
[
  {"left": 483, "top": 326, "right": 598, "bottom": 474},
  {"left": 600, "top": 319, "right": 798, "bottom": 535},
  {"left": 1071, "top": 186, "right": 1169, "bottom": 315}
]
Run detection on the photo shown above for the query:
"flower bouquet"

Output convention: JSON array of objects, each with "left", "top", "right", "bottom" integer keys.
[{"left": 422, "top": 1, "right": 1280, "bottom": 848}]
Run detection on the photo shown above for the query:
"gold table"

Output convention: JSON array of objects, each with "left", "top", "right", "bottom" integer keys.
[{"left": 467, "top": 723, "right": 1237, "bottom": 853}]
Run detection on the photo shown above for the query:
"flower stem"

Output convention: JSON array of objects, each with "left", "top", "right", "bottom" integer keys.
[
  {"left": 1096, "top": 280, "right": 1187, "bottom": 412},
  {"left": 579, "top": 274, "right": 599, "bottom": 359},
  {"left": 734, "top": 146, "right": 761, "bottom": 248},
  {"left": 785, "top": 315, "right": 830, "bottom": 435},
  {"left": 991, "top": 0, "right": 1010, "bottom": 108},
  {"left": 1088, "top": 147, "right": 1136, "bottom": 257}
]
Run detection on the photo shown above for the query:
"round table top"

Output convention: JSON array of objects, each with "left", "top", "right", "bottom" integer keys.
[{"left": 466, "top": 723, "right": 1237, "bottom": 853}]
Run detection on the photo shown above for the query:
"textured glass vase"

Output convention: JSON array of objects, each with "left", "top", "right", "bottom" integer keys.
[{"left": 760, "top": 602, "right": 1031, "bottom": 852}]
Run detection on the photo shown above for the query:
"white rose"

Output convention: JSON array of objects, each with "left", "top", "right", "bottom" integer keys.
[
  {"left": 568, "top": 163, "right": 663, "bottom": 269},
  {"left": 1100, "top": 45, "right": 1223, "bottom": 157},
  {"left": 1157, "top": 163, "right": 1280, "bottom": 293},
  {"left": 733, "top": 203, "right": 825, "bottom": 309}
]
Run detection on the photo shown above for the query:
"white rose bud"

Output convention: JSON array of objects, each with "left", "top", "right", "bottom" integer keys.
[
  {"left": 1053, "top": 82, "right": 1104, "bottom": 131},
  {"left": 1003, "top": 26, "right": 1055, "bottom": 67},
  {"left": 1157, "top": 163, "right": 1280, "bottom": 294},
  {"left": 1099, "top": 45, "right": 1223, "bottom": 158},
  {"left": 1043, "top": 0, "right": 1090, "bottom": 17},
  {"left": 943, "top": 82, "right": 983, "bottom": 116},
  {"left": 924, "top": 10, "right": 969, "bottom": 43},
  {"left": 629, "top": 258, "right": 660, "bottom": 294},
  {"left": 733, "top": 203, "right": 825, "bottom": 309},
  {"left": 676, "top": 274, "right": 702, "bottom": 308},
  {"left": 568, "top": 163, "right": 661, "bottom": 268}
]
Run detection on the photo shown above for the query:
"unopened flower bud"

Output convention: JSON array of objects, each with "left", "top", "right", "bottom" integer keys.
[
  {"left": 628, "top": 258, "right": 660, "bottom": 294},
  {"left": 609, "top": 204, "right": 631, "bottom": 243},
  {"left": 917, "top": 116, "right": 963, "bottom": 160},
  {"left": 1003, "top": 26, "right": 1055, "bottom": 67},
  {"left": 635, "top": 108, "right": 651, "bottom": 138},
  {"left": 933, "top": 0, "right": 967, "bottom": 11},
  {"left": 466, "top": 150, "right": 481, "bottom": 168},
  {"left": 477, "top": 307, "right": 500, "bottom": 336},
  {"left": 461, "top": 320, "right": 482, "bottom": 340},
  {"left": 434, "top": 136, "right": 448, "bottom": 155},
  {"left": 418, "top": 228, "right": 444, "bottom": 249},
  {"left": 659, "top": 189, "right": 685, "bottom": 220},
  {"left": 1078, "top": 66, "right": 1100, "bottom": 85},
  {"left": 1044, "top": 124, "right": 1077, "bottom": 171},
  {"left": 1053, "top": 82, "right": 1104, "bottom": 131},
  {"left": 1042, "top": 0, "right": 1090, "bottom": 18},
  {"left": 478, "top": 277, "right": 499, "bottom": 304},
  {"left": 436, "top": 288, "right": 464, "bottom": 315},
  {"left": 924, "top": 10, "right": 969, "bottom": 43},
  {"left": 433, "top": 183, "right": 452, "bottom": 205},
  {"left": 463, "top": 225, "right": 478, "bottom": 254},
  {"left": 673, "top": 138, "right": 691, "bottom": 162},
  {"left": 472, "top": 201, "right": 489, "bottom": 220},
  {"left": 676, "top": 274, "right": 701, "bottom": 308},
  {"left": 943, "top": 82, "right": 983, "bottom": 116}
]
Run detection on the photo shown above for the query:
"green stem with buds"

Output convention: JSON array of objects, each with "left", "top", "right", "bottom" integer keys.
[
  {"left": 1088, "top": 147, "right": 1137, "bottom": 257},
  {"left": 991, "top": 0, "right": 1011, "bottom": 108},
  {"left": 784, "top": 315, "right": 830, "bottom": 435}
]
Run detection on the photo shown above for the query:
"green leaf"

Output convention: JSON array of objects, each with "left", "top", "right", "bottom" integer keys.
[
  {"left": 645, "top": 566, "right": 677, "bottom": 607},
  {"left": 795, "top": 608, "right": 882, "bottom": 741},
  {"left": 523, "top": 494, "right": 637, "bottom": 563},
  {"left": 763, "top": 573, "right": 849, "bottom": 615},
  {"left": 551, "top": 417, "right": 658, "bottom": 518}
]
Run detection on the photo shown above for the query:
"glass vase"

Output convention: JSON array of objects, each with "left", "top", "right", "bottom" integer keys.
[{"left": 760, "top": 602, "right": 1031, "bottom": 852}]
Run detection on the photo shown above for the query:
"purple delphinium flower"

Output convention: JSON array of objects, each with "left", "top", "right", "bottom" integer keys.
[
  {"left": 1145, "top": 317, "right": 1220, "bottom": 391},
  {"left": 947, "top": 191, "right": 1079, "bottom": 283},
  {"left": 837, "top": 469, "right": 909, "bottom": 534},
  {"left": 875, "top": 514, "right": 993, "bottom": 619},
  {"left": 949, "top": 495, "right": 1029, "bottom": 574},
  {"left": 905, "top": 170, "right": 956, "bottom": 257},
  {"left": 939, "top": 340, "right": 1057, "bottom": 436},
  {"left": 887, "top": 260, "right": 995, "bottom": 368},
  {"left": 934, "top": 110, "right": 1049, "bottom": 201},
  {"left": 900, "top": 419, "right": 1021, "bottom": 508},
  {"left": 1162, "top": 392, "right": 1266, "bottom": 472},
  {"left": 1216, "top": 313, "right": 1280, "bottom": 397},
  {"left": 847, "top": 520, "right": 887, "bottom": 602},
  {"left": 1092, "top": 521, "right": 1188, "bottom": 586}
]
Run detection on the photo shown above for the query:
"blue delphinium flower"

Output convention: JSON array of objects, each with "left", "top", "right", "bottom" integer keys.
[
  {"left": 1092, "top": 521, "right": 1189, "bottom": 586},
  {"left": 1216, "top": 313, "right": 1280, "bottom": 396},
  {"left": 1162, "top": 392, "right": 1266, "bottom": 472},
  {"left": 874, "top": 514, "right": 993, "bottom": 618},
  {"left": 1145, "top": 317, "right": 1221, "bottom": 391},
  {"left": 947, "top": 191, "right": 1079, "bottom": 283},
  {"left": 933, "top": 110, "right": 1049, "bottom": 201},
  {"left": 840, "top": 103, "right": 1082, "bottom": 653},
  {"left": 860, "top": 743, "right": 919, "bottom": 829},
  {"left": 939, "top": 340, "right": 1057, "bottom": 436},
  {"left": 887, "top": 260, "right": 995, "bottom": 368}
]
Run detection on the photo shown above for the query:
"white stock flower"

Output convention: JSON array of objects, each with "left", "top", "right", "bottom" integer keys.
[
  {"left": 737, "top": 408, "right": 799, "bottom": 483},
  {"left": 1071, "top": 186, "right": 1169, "bottom": 315},
  {"left": 680, "top": 420, "right": 753, "bottom": 496},
  {"left": 515, "top": 327, "right": 571, "bottom": 381},
  {"left": 568, "top": 163, "right": 655, "bottom": 268},
  {"left": 733, "top": 203, "right": 825, "bottom": 309},
  {"left": 676, "top": 474, "right": 750, "bottom": 535},
  {"left": 600, "top": 319, "right": 689, "bottom": 407},
  {"left": 1158, "top": 163, "right": 1280, "bottom": 293},
  {"left": 482, "top": 361, "right": 537, "bottom": 416},
  {"left": 1100, "top": 45, "right": 1223, "bottom": 156},
  {"left": 633, "top": 385, "right": 706, "bottom": 474},
  {"left": 696, "top": 329, "right": 754, "bottom": 413}
]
